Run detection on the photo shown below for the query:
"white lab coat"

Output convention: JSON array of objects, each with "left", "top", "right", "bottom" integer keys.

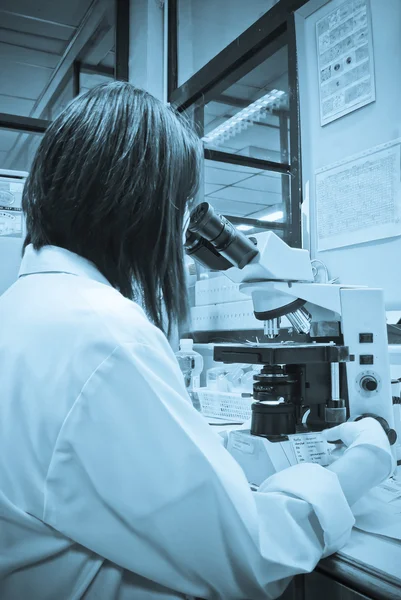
[{"left": 0, "top": 245, "right": 355, "bottom": 600}]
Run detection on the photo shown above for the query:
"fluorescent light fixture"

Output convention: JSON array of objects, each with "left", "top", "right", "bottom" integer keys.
[
  {"left": 236, "top": 224, "right": 253, "bottom": 231},
  {"left": 259, "top": 210, "right": 284, "bottom": 222},
  {"left": 202, "top": 89, "right": 287, "bottom": 146}
]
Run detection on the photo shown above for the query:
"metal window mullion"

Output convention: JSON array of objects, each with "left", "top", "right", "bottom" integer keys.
[
  {"left": 204, "top": 149, "right": 290, "bottom": 175},
  {"left": 170, "top": 0, "right": 310, "bottom": 110},
  {"left": 287, "top": 12, "right": 302, "bottom": 248},
  {"left": 167, "top": 0, "right": 178, "bottom": 98},
  {"left": 115, "top": 0, "right": 130, "bottom": 81},
  {"left": 73, "top": 60, "right": 81, "bottom": 96},
  {"left": 279, "top": 111, "right": 292, "bottom": 244},
  {"left": 0, "top": 113, "right": 50, "bottom": 134}
]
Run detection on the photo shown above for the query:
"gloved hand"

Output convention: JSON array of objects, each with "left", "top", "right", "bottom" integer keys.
[{"left": 321, "top": 417, "right": 395, "bottom": 482}]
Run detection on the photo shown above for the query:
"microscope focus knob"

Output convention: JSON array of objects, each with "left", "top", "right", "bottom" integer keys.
[{"left": 360, "top": 376, "right": 378, "bottom": 392}]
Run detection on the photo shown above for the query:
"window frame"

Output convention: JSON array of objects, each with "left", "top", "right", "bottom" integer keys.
[{"left": 168, "top": 0, "right": 310, "bottom": 248}]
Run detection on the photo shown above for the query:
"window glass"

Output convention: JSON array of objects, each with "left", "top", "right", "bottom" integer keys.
[
  {"left": 203, "top": 45, "right": 289, "bottom": 163},
  {"left": 178, "top": 0, "right": 280, "bottom": 86},
  {"left": 193, "top": 40, "right": 292, "bottom": 245},
  {"left": 44, "top": 66, "right": 114, "bottom": 121},
  {"left": 203, "top": 159, "right": 287, "bottom": 230},
  {"left": 0, "top": 0, "right": 115, "bottom": 119},
  {"left": 78, "top": 4, "right": 115, "bottom": 89},
  {"left": 0, "top": 130, "right": 43, "bottom": 172},
  {"left": 0, "top": 0, "right": 94, "bottom": 118},
  {"left": 44, "top": 76, "right": 75, "bottom": 120},
  {"left": 79, "top": 68, "right": 115, "bottom": 94}
]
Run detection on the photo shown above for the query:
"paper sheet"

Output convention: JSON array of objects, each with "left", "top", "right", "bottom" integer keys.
[
  {"left": 316, "top": 0, "right": 375, "bottom": 126},
  {"left": 0, "top": 207, "right": 23, "bottom": 238},
  {"left": 370, "top": 479, "right": 401, "bottom": 503},
  {"left": 0, "top": 179, "right": 24, "bottom": 238},
  {"left": 289, "top": 433, "right": 332, "bottom": 466},
  {"left": 315, "top": 139, "right": 401, "bottom": 251},
  {"left": 353, "top": 479, "right": 401, "bottom": 540}
]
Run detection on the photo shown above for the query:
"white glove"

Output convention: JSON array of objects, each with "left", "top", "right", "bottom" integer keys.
[{"left": 321, "top": 417, "right": 395, "bottom": 481}]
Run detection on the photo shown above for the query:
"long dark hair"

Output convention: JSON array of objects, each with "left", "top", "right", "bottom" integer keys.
[{"left": 22, "top": 81, "right": 202, "bottom": 335}]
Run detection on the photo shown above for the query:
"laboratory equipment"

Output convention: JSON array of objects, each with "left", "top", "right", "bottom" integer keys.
[
  {"left": 175, "top": 338, "right": 204, "bottom": 410},
  {"left": 206, "top": 365, "right": 245, "bottom": 392},
  {"left": 185, "top": 202, "right": 259, "bottom": 270},
  {"left": 0, "top": 169, "right": 28, "bottom": 296},
  {"left": 185, "top": 203, "right": 399, "bottom": 482}
]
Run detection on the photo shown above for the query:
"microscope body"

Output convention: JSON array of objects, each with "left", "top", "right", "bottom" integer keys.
[
  {"left": 218, "top": 230, "right": 394, "bottom": 427},
  {"left": 186, "top": 204, "right": 397, "bottom": 484},
  {"left": 221, "top": 282, "right": 395, "bottom": 485},
  {"left": 219, "top": 233, "right": 395, "bottom": 484}
]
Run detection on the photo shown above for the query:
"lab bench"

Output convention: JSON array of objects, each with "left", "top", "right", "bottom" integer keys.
[{"left": 280, "top": 529, "right": 401, "bottom": 600}]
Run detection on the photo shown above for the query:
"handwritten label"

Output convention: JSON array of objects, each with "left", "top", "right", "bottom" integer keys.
[{"left": 230, "top": 432, "right": 255, "bottom": 455}]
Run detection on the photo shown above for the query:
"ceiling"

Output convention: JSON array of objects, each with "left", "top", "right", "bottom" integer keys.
[{"left": 0, "top": 0, "right": 115, "bottom": 169}]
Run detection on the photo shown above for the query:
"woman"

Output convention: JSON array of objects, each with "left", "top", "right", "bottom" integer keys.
[{"left": 0, "top": 82, "right": 393, "bottom": 599}]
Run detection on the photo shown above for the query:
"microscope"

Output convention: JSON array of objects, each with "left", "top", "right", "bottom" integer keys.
[{"left": 186, "top": 203, "right": 398, "bottom": 486}]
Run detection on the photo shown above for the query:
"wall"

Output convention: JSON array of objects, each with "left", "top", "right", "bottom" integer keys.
[{"left": 296, "top": 0, "right": 401, "bottom": 309}]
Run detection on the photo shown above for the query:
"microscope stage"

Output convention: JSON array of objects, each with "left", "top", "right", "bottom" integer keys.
[{"left": 213, "top": 342, "right": 351, "bottom": 365}]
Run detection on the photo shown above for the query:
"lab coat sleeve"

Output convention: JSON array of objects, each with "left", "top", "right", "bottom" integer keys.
[{"left": 43, "top": 335, "right": 355, "bottom": 600}]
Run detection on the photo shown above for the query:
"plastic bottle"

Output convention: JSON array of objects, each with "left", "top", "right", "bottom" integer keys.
[{"left": 175, "top": 339, "right": 204, "bottom": 410}]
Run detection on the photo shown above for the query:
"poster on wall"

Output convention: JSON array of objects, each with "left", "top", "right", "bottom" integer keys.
[
  {"left": 316, "top": 0, "right": 375, "bottom": 126},
  {"left": 0, "top": 179, "right": 24, "bottom": 238},
  {"left": 315, "top": 139, "right": 401, "bottom": 251}
]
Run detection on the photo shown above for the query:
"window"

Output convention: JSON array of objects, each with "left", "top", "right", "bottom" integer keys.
[
  {"left": 44, "top": 77, "right": 75, "bottom": 121},
  {"left": 177, "top": 0, "right": 280, "bottom": 86},
  {"left": 203, "top": 45, "right": 289, "bottom": 163},
  {"left": 0, "top": 0, "right": 128, "bottom": 176},
  {"left": 0, "top": 130, "right": 43, "bottom": 172},
  {"left": 79, "top": 68, "right": 115, "bottom": 94},
  {"left": 0, "top": 0, "right": 94, "bottom": 118},
  {"left": 203, "top": 159, "right": 287, "bottom": 237},
  {"left": 0, "top": 0, "right": 91, "bottom": 117},
  {"left": 169, "top": 2, "right": 305, "bottom": 250}
]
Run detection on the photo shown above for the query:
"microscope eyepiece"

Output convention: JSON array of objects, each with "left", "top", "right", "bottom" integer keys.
[
  {"left": 187, "top": 202, "right": 259, "bottom": 269},
  {"left": 188, "top": 203, "right": 210, "bottom": 232},
  {"left": 185, "top": 229, "right": 233, "bottom": 271}
]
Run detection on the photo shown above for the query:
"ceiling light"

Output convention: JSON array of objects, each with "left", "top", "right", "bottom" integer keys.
[
  {"left": 259, "top": 210, "right": 284, "bottom": 222},
  {"left": 202, "top": 90, "right": 287, "bottom": 147},
  {"left": 236, "top": 224, "right": 254, "bottom": 231}
]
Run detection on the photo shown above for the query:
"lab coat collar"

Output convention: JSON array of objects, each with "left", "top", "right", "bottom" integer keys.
[{"left": 19, "top": 244, "right": 113, "bottom": 288}]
